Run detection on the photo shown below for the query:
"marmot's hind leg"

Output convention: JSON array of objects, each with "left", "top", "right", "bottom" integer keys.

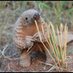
[{"left": 20, "top": 50, "right": 31, "bottom": 67}]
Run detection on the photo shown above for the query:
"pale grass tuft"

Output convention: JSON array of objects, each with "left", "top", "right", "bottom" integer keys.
[{"left": 34, "top": 20, "right": 68, "bottom": 72}]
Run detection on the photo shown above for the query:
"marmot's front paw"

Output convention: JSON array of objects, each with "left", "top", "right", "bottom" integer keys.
[
  {"left": 32, "top": 32, "right": 46, "bottom": 42},
  {"left": 25, "top": 36, "right": 34, "bottom": 48},
  {"left": 20, "top": 51, "right": 31, "bottom": 67}
]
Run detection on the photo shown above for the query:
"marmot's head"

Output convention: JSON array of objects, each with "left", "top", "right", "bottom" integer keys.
[{"left": 21, "top": 9, "right": 41, "bottom": 26}]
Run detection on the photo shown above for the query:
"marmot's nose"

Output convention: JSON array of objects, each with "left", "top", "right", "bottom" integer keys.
[{"left": 33, "top": 13, "right": 40, "bottom": 20}]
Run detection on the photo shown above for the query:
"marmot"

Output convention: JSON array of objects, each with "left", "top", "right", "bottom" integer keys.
[{"left": 13, "top": 9, "right": 48, "bottom": 67}]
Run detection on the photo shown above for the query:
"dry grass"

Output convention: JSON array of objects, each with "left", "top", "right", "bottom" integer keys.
[{"left": 35, "top": 19, "right": 68, "bottom": 72}]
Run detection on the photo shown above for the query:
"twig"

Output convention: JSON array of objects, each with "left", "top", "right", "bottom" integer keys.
[
  {"left": 38, "top": 60, "right": 53, "bottom": 67},
  {"left": 2, "top": 44, "right": 9, "bottom": 56},
  {"left": 46, "top": 65, "right": 56, "bottom": 72}
]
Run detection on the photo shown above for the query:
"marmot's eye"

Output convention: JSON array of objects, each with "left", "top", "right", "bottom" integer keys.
[{"left": 25, "top": 17, "right": 28, "bottom": 20}]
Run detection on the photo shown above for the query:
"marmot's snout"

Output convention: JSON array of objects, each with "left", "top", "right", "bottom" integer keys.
[{"left": 33, "top": 12, "right": 40, "bottom": 21}]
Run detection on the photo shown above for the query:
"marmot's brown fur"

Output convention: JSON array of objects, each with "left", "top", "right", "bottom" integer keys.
[{"left": 13, "top": 9, "right": 48, "bottom": 67}]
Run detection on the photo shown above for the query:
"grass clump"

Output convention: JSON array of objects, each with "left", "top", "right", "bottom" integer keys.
[{"left": 35, "top": 20, "right": 68, "bottom": 72}]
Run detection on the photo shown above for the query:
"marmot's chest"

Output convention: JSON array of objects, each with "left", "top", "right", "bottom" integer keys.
[{"left": 16, "top": 24, "right": 42, "bottom": 38}]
